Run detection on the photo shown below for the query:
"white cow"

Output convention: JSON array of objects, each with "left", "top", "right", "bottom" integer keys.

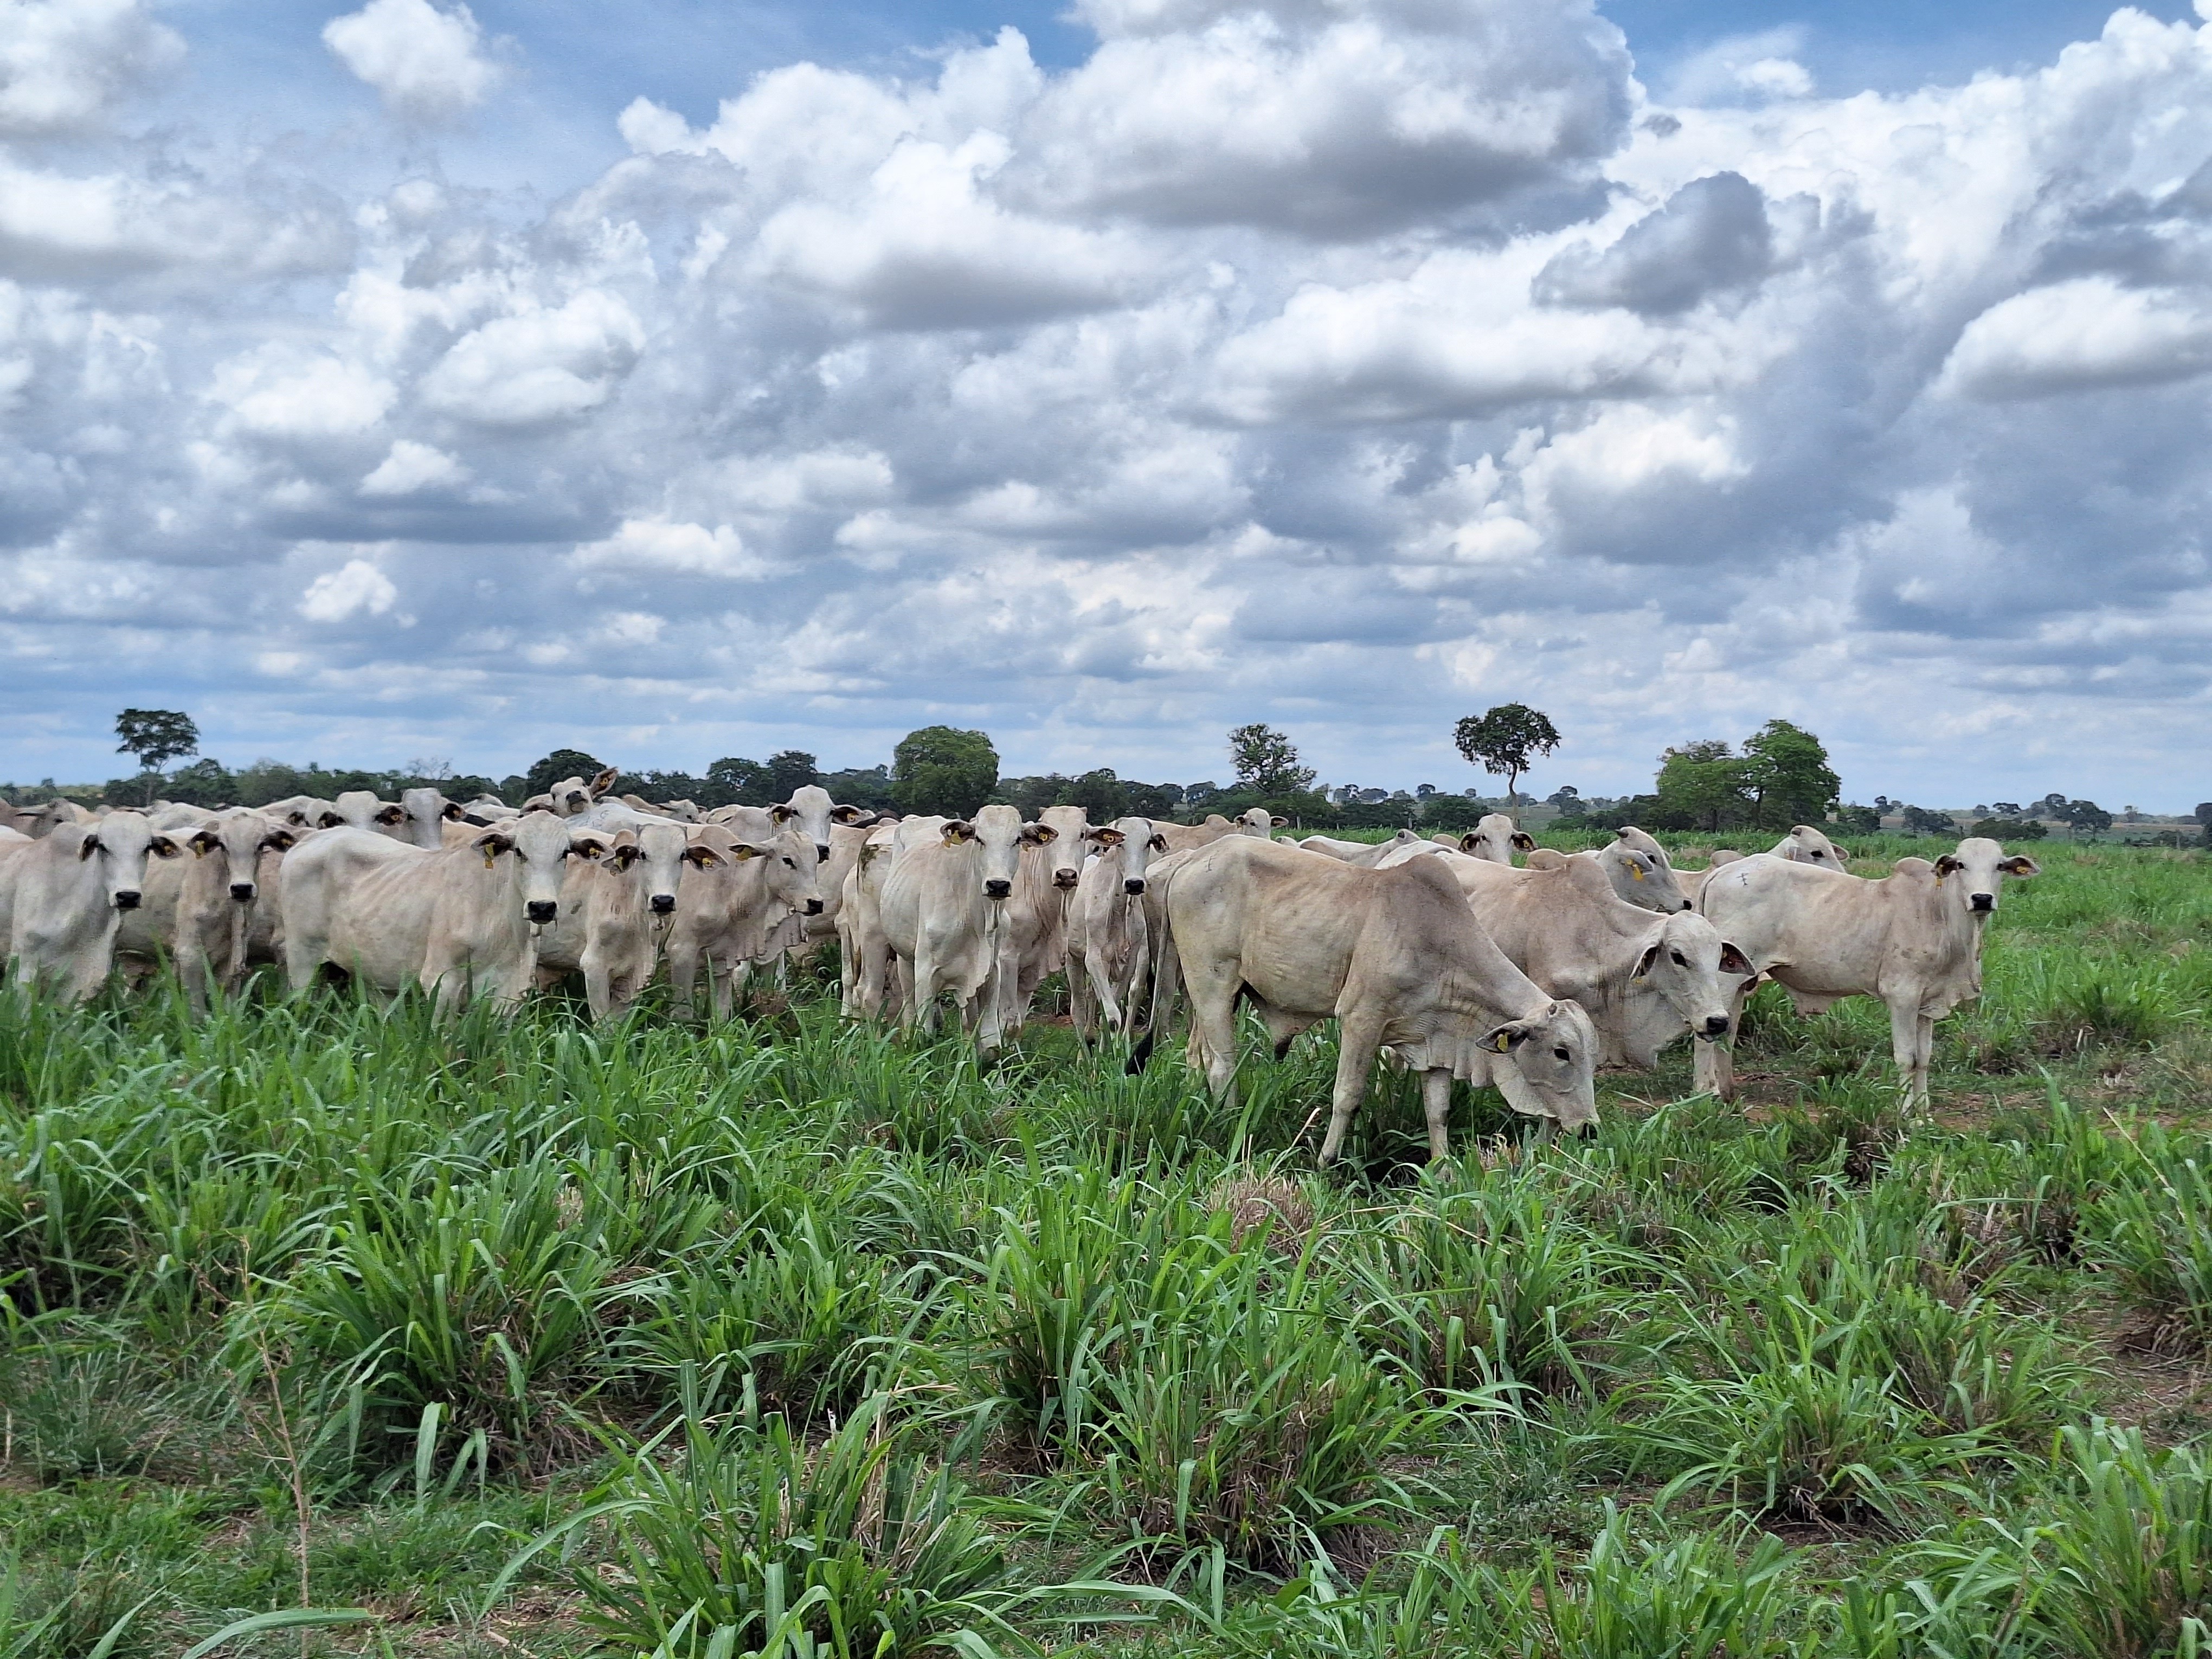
[
  {"left": 664, "top": 825, "right": 824, "bottom": 1020},
  {"left": 113, "top": 808, "right": 296, "bottom": 1012},
  {"left": 279, "top": 809, "right": 580, "bottom": 1013},
  {"left": 397, "top": 787, "right": 492, "bottom": 849},
  {"left": 996, "top": 803, "right": 1091, "bottom": 1033},
  {"left": 1695, "top": 838, "right": 2040, "bottom": 1108},
  {"left": 256, "top": 795, "right": 342, "bottom": 832},
  {"left": 1293, "top": 829, "right": 1427, "bottom": 867},
  {"left": 524, "top": 768, "right": 619, "bottom": 818},
  {"left": 533, "top": 818, "right": 697, "bottom": 1021},
  {"left": 1458, "top": 814, "right": 1536, "bottom": 864},
  {"left": 1066, "top": 816, "right": 1167, "bottom": 1038},
  {"left": 1140, "top": 837, "right": 1599, "bottom": 1161},
  {"left": 330, "top": 790, "right": 409, "bottom": 839},
  {"left": 1527, "top": 827, "right": 1692, "bottom": 914},
  {"left": 1156, "top": 809, "right": 1283, "bottom": 854},
  {"left": 839, "top": 818, "right": 924, "bottom": 1019},
  {"left": 1396, "top": 849, "right": 1754, "bottom": 1070},
  {"left": 879, "top": 805, "right": 1056, "bottom": 1049},
  {"left": 4, "top": 812, "right": 180, "bottom": 1002}
]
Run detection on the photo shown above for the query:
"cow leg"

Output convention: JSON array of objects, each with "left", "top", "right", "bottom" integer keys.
[
  {"left": 1317, "top": 1015, "right": 1384, "bottom": 1166},
  {"left": 1886, "top": 992, "right": 1932, "bottom": 1110},
  {"left": 1085, "top": 948, "right": 1124, "bottom": 1036},
  {"left": 1422, "top": 1067, "right": 1455, "bottom": 1163},
  {"left": 581, "top": 950, "right": 613, "bottom": 1023},
  {"left": 1181, "top": 958, "right": 1242, "bottom": 1107}
]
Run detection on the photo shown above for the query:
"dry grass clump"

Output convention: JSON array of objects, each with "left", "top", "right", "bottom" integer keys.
[{"left": 1205, "top": 1169, "right": 1317, "bottom": 1252}]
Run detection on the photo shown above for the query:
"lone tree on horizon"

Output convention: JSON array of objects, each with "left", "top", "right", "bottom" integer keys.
[
  {"left": 1453, "top": 703, "right": 1560, "bottom": 808},
  {"left": 1227, "top": 723, "right": 1314, "bottom": 797},
  {"left": 114, "top": 708, "right": 199, "bottom": 804}
]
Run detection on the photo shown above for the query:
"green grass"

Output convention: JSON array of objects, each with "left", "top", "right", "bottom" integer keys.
[{"left": 0, "top": 843, "right": 2208, "bottom": 1655}]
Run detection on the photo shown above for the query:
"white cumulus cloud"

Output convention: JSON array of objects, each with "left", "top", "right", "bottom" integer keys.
[
  {"left": 323, "top": 0, "right": 501, "bottom": 120},
  {"left": 0, "top": 0, "right": 182, "bottom": 134},
  {"left": 567, "top": 518, "right": 763, "bottom": 578},
  {"left": 358, "top": 439, "right": 470, "bottom": 496},
  {"left": 1937, "top": 277, "right": 2212, "bottom": 400},
  {"left": 299, "top": 558, "right": 399, "bottom": 622}
]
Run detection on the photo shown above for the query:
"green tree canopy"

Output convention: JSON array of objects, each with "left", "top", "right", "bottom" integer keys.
[
  {"left": 1655, "top": 740, "right": 1752, "bottom": 832},
  {"left": 1451, "top": 704, "right": 1560, "bottom": 806},
  {"left": 766, "top": 750, "right": 819, "bottom": 801},
  {"left": 523, "top": 748, "right": 608, "bottom": 800},
  {"left": 893, "top": 726, "right": 999, "bottom": 817},
  {"left": 1740, "top": 719, "right": 1841, "bottom": 829},
  {"left": 1227, "top": 724, "right": 1314, "bottom": 795},
  {"left": 114, "top": 708, "right": 200, "bottom": 803},
  {"left": 1062, "top": 767, "right": 1128, "bottom": 821}
]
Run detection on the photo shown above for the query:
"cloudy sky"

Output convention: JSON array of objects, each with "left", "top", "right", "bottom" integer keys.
[{"left": 4, "top": 0, "right": 2210, "bottom": 806}]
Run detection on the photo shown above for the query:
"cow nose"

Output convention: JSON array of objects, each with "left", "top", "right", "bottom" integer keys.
[
  {"left": 113, "top": 890, "right": 142, "bottom": 910},
  {"left": 1970, "top": 893, "right": 1994, "bottom": 912},
  {"left": 527, "top": 899, "right": 558, "bottom": 924},
  {"left": 1703, "top": 1014, "right": 1730, "bottom": 1036},
  {"left": 816, "top": 843, "right": 831, "bottom": 862},
  {"left": 1677, "top": 899, "right": 1693, "bottom": 911},
  {"left": 1054, "top": 871, "right": 1081, "bottom": 889},
  {"left": 984, "top": 878, "right": 1012, "bottom": 900},
  {"left": 650, "top": 893, "right": 675, "bottom": 915},
  {"left": 805, "top": 897, "right": 824, "bottom": 915},
  {"left": 1124, "top": 878, "right": 1146, "bottom": 895},
  {"left": 230, "top": 882, "right": 256, "bottom": 903}
]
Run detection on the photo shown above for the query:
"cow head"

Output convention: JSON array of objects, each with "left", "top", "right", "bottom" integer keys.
[
  {"left": 946, "top": 805, "right": 1049, "bottom": 901},
  {"left": 73, "top": 811, "right": 176, "bottom": 911},
  {"left": 1631, "top": 912, "right": 1755, "bottom": 1041},
  {"left": 1479, "top": 999, "right": 1600, "bottom": 1133},
  {"left": 1935, "top": 837, "right": 2041, "bottom": 917},
  {"left": 478, "top": 809, "right": 577, "bottom": 925},
  {"left": 1088, "top": 815, "right": 1165, "bottom": 895},
  {"left": 731, "top": 828, "right": 825, "bottom": 916},
  {"left": 631, "top": 822, "right": 690, "bottom": 915},
  {"left": 1458, "top": 813, "right": 1529, "bottom": 864},
  {"left": 400, "top": 788, "right": 462, "bottom": 850},
  {"left": 1775, "top": 824, "right": 1847, "bottom": 868},
  {"left": 1602, "top": 828, "right": 1693, "bottom": 913},
  {"left": 771, "top": 784, "right": 852, "bottom": 864},
  {"left": 189, "top": 809, "right": 293, "bottom": 903},
  {"left": 1038, "top": 805, "right": 1089, "bottom": 889}
]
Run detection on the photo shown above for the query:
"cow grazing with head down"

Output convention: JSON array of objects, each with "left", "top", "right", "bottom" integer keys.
[
  {"left": 3, "top": 811, "right": 181, "bottom": 1002},
  {"left": 1139, "top": 837, "right": 1599, "bottom": 1161},
  {"left": 1527, "top": 826, "right": 1693, "bottom": 914},
  {"left": 1066, "top": 815, "right": 1167, "bottom": 1038},
  {"left": 879, "top": 805, "right": 1057, "bottom": 1050},
  {"left": 1695, "top": 837, "right": 2040, "bottom": 1109},
  {"left": 279, "top": 809, "right": 581, "bottom": 1013}
]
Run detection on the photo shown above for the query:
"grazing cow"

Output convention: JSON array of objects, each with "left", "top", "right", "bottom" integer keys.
[
  {"left": 113, "top": 808, "right": 297, "bottom": 1012},
  {"left": 1458, "top": 814, "right": 1536, "bottom": 864},
  {"left": 1140, "top": 838, "right": 1599, "bottom": 1160},
  {"left": 524, "top": 768, "right": 619, "bottom": 818},
  {"left": 1066, "top": 816, "right": 1167, "bottom": 1038},
  {"left": 279, "top": 809, "right": 580, "bottom": 1013},
  {"left": 533, "top": 818, "right": 695, "bottom": 1021},
  {"left": 879, "top": 805, "right": 1056, "bottom": 1049},
  {"left": 664, "top": 825, "right": 823, "bottom": 1020},
  {"left": 1397, "top": 850, "right": 1754, "bottom": 1069},
  {"left": 1695, "top": 838, "right": 2040, "bottom": 1108},
  {"left": 3, "top": 812, "right": 180, "bottom": 1002}
]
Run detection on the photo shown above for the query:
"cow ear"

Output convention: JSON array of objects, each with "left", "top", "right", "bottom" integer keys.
[
  {"left": 1632, "top": 941, "right": 1661, "bottom": 980},
  {"left": 829, "top": 804, "right": 866, "bottom": 824},
  {"left": 1512, "top": 831, "right": 1536, "bottom": 851},
  {"left": 1933, "top": 853, "right": 1965, "bottom": 877},
  {"left": 941, "top": 821, "right": 976, "bottom": 844},
  {"left": 318, "top": 811, "right": 345, "bottom": 828},
  {"left": 587, "top": 768, "right": 619, "bottom": 798},
  {"left": 726, "top": 843, "right": 764, "bottom": 861},
  {"left": 614, "top": 844, "right": 643, "bottom": 870},
  {"left": 1719, "top": 942, "right": 1756, "bottom": 978},
  {"left": 1626, "top": 855, "right": 1649, "bottom": 880},
  {"left": 1023, "top": 824, "right": 1058, "bottom": 844},
  {"left": 1456, "top": 833, "right": 1481, "bottom": 852},
  {"left": 376, "top": 805, "right": 404, "bottom": 825},
  {"left": 190, "top": 828, "right": 220, "bottom": 856},
  {"left": 770, "top": 803, "right": 798, "bottom": 823},
  {"left": 683, "top": 844, "right": 723, "bottom": 869},
  {"left": 149, "top": 835, "right": 182, "bottom": 859},
  {"left": 441, "top": 801, "right": 466, "bottom": 820},
  {"left": 1271, "top": 815, "right": 1289, "bottom": 827},
  {"left": 76, "top": 833, "right": 101, "bottom": 860},
  {"left": 1149, "top": 833, "right": 1169, "bottom": 852},
  {"left": 1482, "top": 1021, "right": 1529, "bottom": 1053},
  {"left": 2001, "top": 855, "right": 2040, "bottom": 877},
  {"left": 1085, "top": 826, "right": 1123, "bottom": 846},
  {"left": 261, "top": 827, "right": 297, "bottom": 852},
  {"left": 570, "top": 835, "right": 608, "bottom": 860}
]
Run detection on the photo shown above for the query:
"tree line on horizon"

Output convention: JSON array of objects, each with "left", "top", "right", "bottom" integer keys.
[{"left": 0, "top": 705, "right": 2187, "bottom": 844}]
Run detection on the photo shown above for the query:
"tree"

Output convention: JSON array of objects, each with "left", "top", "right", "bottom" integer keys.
[
  {"left": 766, "top": 750, "right": 818, "bottom": 802},
  {"left": 893, "top": 726, "right": 998, "bottom": 817},
  {"left": 115, "top": 708, "right": 198, "bottom": 802},
  {"left": 1062, "top": 767, "right": 1128, "bottom": 821},
  {"left": 2056, "top": 798, "right": 2111, "bottom": 839},
  {"left": 1835, "top": 803, "right": 1882, "bottom": 835},
  {"left": 706, "top": 756, "right": 773, "bottom": 807},
  {"left": 1227, "top": 724, "right": 1314, "bottom": 796},
  {"left": 1900, "top": 805, "right": 1959, "bottom": 837},
  {"left": 1452, "top": 704, "right": 1560, "bottom": 807},
  {"left": 1739, "top": 719, "right": 1840, "bottom": 829},
  {"left": 2194, "top": 802, "right": 2212, "bottom": 826},
  {"left": 1654, "top": 740, "right": 1752, "bottom": 832}
]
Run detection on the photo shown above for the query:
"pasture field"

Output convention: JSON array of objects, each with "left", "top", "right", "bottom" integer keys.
[{"left": 6, "top": 835, "right": 2212, "bottom": 1657}]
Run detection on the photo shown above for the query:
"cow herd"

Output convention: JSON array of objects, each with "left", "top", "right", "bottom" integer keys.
[{"left": 0, "top": 769, "right": 2041, "bottom": 1158}]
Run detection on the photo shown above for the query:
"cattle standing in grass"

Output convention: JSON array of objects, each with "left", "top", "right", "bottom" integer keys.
[
  {"left": 113, "top": 808, "right": 295, "bottom": 1013},
  {"left": 1067, "top": 816, "right": 1166, "bottom": 1038},
  {"left": 534, "top": 819, "right": 696, "bottom": 1021},
  {"left": 279, "top": 809, "right": 580, "bottom": 1013},
  {"left": 839, "top": 818, "right": 924, "bottom": 1019},
  {"left": 1139, "top": 837, "right": 1599, "bottom": 1161},
  {"left": 663, "top": 825, "right": 822, "bottom": 1020},
  {"left": 879, "top": 805, "right": 1056, "bottom": 1049},
  {"left": 1694, "top": 837, "right": 2040, "bottom": 1108},
  {"left": 3, "top": 812, "right": 179, "bottom": 1002}
]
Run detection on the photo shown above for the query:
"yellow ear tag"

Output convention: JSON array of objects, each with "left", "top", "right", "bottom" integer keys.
[
  {"left": 1489, "top": 1032, "right": 1512, "bottom": 1052},
  {"left": 1631, "top": 866, "right": 1644, "bottom": 880},
  {"left": 482, "top": 846, "right": 497, "bottom": 869}
]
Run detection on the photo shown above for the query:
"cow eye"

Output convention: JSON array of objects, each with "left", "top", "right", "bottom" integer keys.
[
  {"left": 1553, "top": 1047, "right": 1570, "bottom": 1061},
  {"left": 1670, "top": 951, "right": 1686, "bottom": 966},
  {"left": 782, "top": 856, "right": 795, "bottom": 867}
]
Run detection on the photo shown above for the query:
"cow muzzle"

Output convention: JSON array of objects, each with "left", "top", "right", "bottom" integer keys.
[
  {"left": 983, "top": 879, "right": 1012, "bottom": 900},
  {"left": 805, "top": 897, "right": 825, "bottom": 915},
  {"left": 650, "top": 893, "right": 676, "bottom": 915},
  {"left": 230, "top": 882, "right": 256, "bottom": 903},
  {"left": 113, "top": 890, "right": 141, "bottom": 910},
  {"left": 816, "top": 843, "right": 831, "bottom": 863},
  {"left": 1970, "top": 892, "right": 1995, "bottom": 912},
  {"left": 1123, "top": 878, "right": 1146, "bottom": 896},
  {"left": 526, "top": 899, "right": 558, "bottom": 924},
  {"left": 1702, "top": 1014, "right": 1730, "bottom": 1037},
  {"left": 1053, "top": 870, "right": 1081, "bottom": 889}
]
